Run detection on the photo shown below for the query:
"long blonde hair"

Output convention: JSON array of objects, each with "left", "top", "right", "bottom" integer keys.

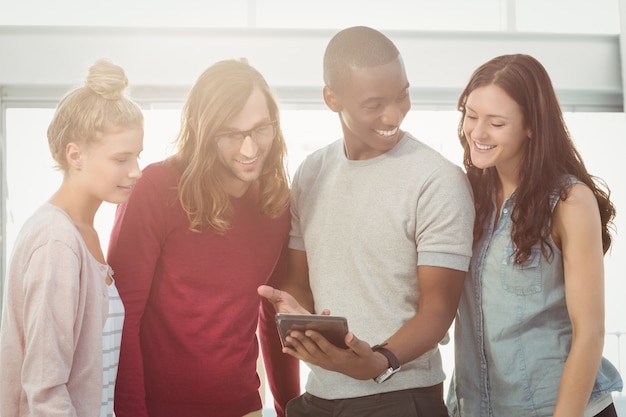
[{"left": 172, "top": 58, "right": 290, "bottom": 233}]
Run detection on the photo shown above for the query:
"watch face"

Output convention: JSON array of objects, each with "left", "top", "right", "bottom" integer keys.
[
  {"left": 374, "top": 366, "right": 400, "bottom": 383},
  {"left": 372, "top": 345, "right": 401, "bottom": 383}
]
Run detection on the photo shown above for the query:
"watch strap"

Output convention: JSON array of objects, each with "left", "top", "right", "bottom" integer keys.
[{"left": 371, "top": 344, "right": 400, "bottom": 370}]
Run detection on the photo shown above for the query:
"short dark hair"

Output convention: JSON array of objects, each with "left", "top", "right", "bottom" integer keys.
[{"left": 323, "top": 26, "right": 400, "bottom": 90}]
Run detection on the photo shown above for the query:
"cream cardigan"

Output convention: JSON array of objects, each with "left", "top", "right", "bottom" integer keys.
[{"left": 0, "top": 203, "right": 110, "bottom": 417}]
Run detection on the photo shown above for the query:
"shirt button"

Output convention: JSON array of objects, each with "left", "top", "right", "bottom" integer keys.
[{"left": 503, "top": 208, "right": 509, "bottom": 214}]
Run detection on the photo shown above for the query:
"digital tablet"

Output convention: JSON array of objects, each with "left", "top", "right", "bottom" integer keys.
[{"left": 275, "top": 313, "right": 349, "bottom": 349}]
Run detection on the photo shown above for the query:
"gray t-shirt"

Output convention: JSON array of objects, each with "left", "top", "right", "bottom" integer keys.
[{"left": 289, "top": 132, "right": 474, "bottom": 399}]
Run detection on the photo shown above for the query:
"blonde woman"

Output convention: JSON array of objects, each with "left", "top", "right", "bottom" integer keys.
[{"left": 0, "top": 59, "right": 143, "bottom": 417}]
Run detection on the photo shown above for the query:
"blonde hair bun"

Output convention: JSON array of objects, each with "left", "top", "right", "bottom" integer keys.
[
  {"left": 47, "top": 58, "right": 143, "bottom": 172},
  {"left": 85, "top": 58, "right": 129, "bottom": 100}
]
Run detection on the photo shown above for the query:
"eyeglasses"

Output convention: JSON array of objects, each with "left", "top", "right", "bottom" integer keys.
[{"left": 215, "top": 120, "right": 277, "bottom": 149}]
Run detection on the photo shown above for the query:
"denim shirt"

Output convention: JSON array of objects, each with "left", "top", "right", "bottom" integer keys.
[{"left": 448, "top": 177, "right": 623, "bottom": 417}]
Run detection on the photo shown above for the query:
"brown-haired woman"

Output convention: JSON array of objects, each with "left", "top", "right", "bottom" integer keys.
[{"left": 448, "top": 53, "right": 622, "bottom": 417}]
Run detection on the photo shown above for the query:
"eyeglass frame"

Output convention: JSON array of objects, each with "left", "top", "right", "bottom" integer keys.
[{"left": 215, "top": 120, "right": 278, "bottom": 149}]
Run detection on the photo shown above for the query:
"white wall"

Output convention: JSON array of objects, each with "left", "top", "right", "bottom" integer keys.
[{"left": 0, "top": 26, "right": 622, "bottom": 111}]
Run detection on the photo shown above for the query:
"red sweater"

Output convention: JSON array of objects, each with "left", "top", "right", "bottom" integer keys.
[{"left": 107, "top": 161, "right": 299, "bottom": 417}]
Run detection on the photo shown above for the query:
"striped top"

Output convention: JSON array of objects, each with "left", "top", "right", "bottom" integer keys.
[{"left": 101, "top": 272, "right": 125, "bottom": 417}]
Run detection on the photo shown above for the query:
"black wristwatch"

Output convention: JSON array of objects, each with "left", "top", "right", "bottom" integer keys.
[{"left": 372, "top": 343, "right": 401, "bottom": 383}]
